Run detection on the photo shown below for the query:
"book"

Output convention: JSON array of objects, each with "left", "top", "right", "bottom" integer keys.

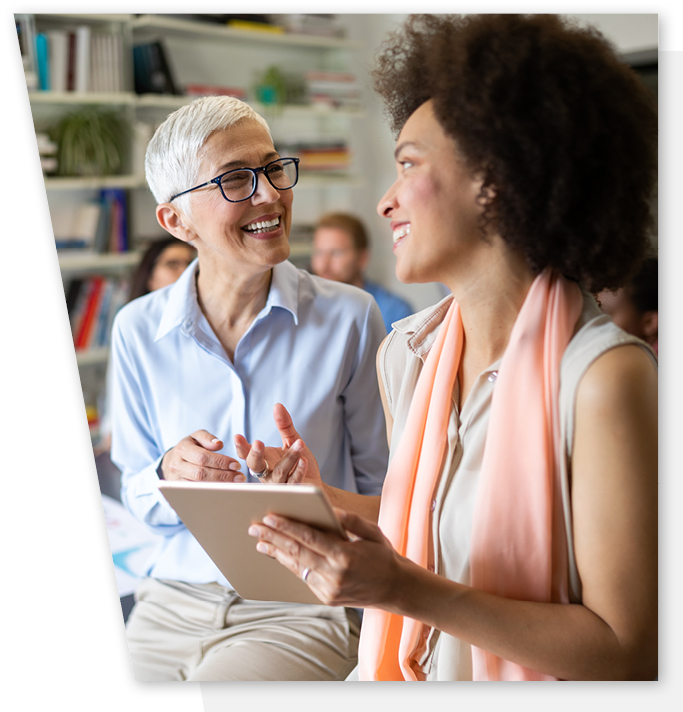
[
  {"left": 133, "top": 41, "right": 180, "bottom": 95},
  {"left": 15, "top": 14, "right": 37, "bottom": 90},
  {"left": 35, "top": 33, "right": 50, "bottom": 91},
  {"left": 75, "top": 276, "right": 105, "bottom": 350},
  {"left": 74, "top": 25, "right": 91, "bottom": 92},
  {"left": 47, "top": 29, "right": 69, "bottom": 93}
]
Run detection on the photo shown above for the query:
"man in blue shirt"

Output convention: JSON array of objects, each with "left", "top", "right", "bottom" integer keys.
[
  {"left": 110, "top": 96, "right": 389, "bottom": 681},
  {"left": 311, "top": 212, "right": 414, "bottom": 333}
]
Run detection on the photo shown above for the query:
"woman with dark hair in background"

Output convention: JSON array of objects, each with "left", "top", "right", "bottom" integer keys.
[
  {"left": 599, "top": 256, "right": 658, "bottom": 354},
  {"left": 128, "top": 236, "right": 196, "bottom": 301},
  {"left": 240, "top": 14, "right": 658, "bottom": 681}
]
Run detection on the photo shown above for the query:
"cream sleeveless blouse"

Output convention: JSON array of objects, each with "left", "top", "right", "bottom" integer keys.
[{"left": 375, "top": 290, "right": 657, "bottom": 681}]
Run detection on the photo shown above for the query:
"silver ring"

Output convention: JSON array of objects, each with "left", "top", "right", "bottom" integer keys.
[
  {"left": 302, "top": 567, "right": 311, "bottom": 582},
  {"left": 249, "top": 459, "right": 270, "bottom": 480}
]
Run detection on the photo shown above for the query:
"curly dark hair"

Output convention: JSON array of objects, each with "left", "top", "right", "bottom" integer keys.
[{"left": 372, "top": 14, "right": 658, "bottom": 292}]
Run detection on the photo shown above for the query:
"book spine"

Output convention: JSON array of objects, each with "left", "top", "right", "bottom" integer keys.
[
  {"left": 74, "top": 25, "right": 91, "bottom": 92},
  {"left": 35, "top": 33, "right": 50, "bottom": 91}
]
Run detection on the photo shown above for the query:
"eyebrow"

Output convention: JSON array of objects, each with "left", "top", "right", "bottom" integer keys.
[
  {"left": 394, "top": 141, "right": 419, "bottom": 160},
  {"left": 216, "top": 151, "right": 281, "bottom": 172}
]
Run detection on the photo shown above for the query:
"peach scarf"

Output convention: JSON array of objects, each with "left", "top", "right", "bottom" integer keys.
[{"left": 358, "top": 268, "right": 584, "bottom": 681}]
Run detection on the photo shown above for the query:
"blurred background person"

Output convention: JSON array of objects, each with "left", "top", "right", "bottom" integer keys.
[
  {"left": 128, "top": 236, "right": 197, "bottom": 301},
  {"left": 312, "top": 212, "right": 414, "bottom": 332},
  {"left": 598, "top": 256, "right": 658, "bottom": 354}
]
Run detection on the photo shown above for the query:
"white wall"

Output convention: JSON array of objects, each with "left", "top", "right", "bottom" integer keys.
[{"left": 340, "top": 13, "right": 658, "bottom": 313}]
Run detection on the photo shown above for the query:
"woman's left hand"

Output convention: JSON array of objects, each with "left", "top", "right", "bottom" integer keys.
[{"left": 248, "top": 508, "right": 405, "bottom": 609}]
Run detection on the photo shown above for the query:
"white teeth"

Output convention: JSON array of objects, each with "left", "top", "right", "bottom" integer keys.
[
  {"left": 393, "top": 224, "right": 411, "bottom": 244},
  {"left": 244, "top": 217, "right": 280, "bottom": 233}
]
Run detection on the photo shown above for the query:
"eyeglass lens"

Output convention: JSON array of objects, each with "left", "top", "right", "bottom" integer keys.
[{"left": 219, "top": 159, "right": 298, "bottom": 201}]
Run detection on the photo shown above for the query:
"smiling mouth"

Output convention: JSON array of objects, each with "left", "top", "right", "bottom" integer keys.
[
  {"left": 393, "top": 224, "right": 411, "bottom": 244},
  {"left": 242, "top": 217, "right": 281, "bottom": 235}
]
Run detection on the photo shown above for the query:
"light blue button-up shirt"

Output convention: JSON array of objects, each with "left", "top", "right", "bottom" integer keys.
[{"left": 109, "top": 259, "right": 389, "bottom": 586}]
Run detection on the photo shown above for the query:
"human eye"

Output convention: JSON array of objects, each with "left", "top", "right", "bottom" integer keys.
[
  {"left": 266, "top": 161, "right": 285, "bottom": 175},
  {"left": 220, "top": 170, "right": 251, "bottom": 187}
]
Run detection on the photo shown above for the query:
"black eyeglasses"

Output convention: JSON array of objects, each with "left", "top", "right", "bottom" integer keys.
[{"left": 169, "top": 157, "right": 300, "bottom": 203}]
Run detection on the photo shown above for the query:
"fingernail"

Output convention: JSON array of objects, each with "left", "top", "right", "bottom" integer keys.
[
  {"left": 248, "top": 526, "right": 260, "bottom": 537},
  {"left": 263, "top": 515, "right": 277, "bottom": 528},
  {"left": 211, "top": 438, "right": 221, "bottom": 444},
  {"left": 229, "top": 462, "right": 242, "bottom": 470},
  {"left": 256, "top": 542, "right": 269, "bottom": 554},
  {"left": 296, "top": 458, "right": 305, "bottom": 469},
  {"left": 292, "top": 439, "right": 303, "bottom": 452},
  {"left": 233, "top": 474, "right": 246, "bottom": 483}
]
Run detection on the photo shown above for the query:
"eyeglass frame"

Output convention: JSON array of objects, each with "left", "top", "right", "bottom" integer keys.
[{"left": 168, "top": 157, "right": 300, "bottom": 203}]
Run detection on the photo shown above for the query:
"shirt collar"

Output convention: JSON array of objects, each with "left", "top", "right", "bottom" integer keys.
[
  {"left": 154, "top": 259, "right": 299, "bottom": 342},
  {"left": 392, "top": 293, "right": 454, "bottom": 360}
]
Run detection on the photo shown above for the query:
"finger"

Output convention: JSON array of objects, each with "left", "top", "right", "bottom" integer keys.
[
  {"left": 179, "top": 460, "right": 245, "bottom": 483},
  {"left": 260, "top": 513, "right": 343, "bottom": 557},
  {"left": 245, "top": 440, "right": 267, "bottom": 475},
  {"left": 190, "top": 430, "right": 224, "bottom": 450},
  {"left": 182, "top": 442, "right": 243, "bottom": 474},
  {"left": 248, "top": 523, "right": 326, "bottom": 586},
  {"left": 273, "top": 403, "right": 302, "bottom": 449},
  {"left": 335, "top": 509, "right": 387, "bottom": 543},
  {"left": 269, "top": 439, "right": 305, "bottom": 483},
  {"left": 286, "top": 456, "right": 308, "bottom": 484},
  {"left": 233, "top": 434, "right": 252, "bottom": 459}
]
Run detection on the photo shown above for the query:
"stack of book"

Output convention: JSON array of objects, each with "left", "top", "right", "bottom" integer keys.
[
  {"left": 22, "top": 21, "right": 125, "bottom": 93},
  {"left": 279, "top": 140, "right": 351, "bottom": 173},
  {"left": 54, "top": 188, "right": 129, "bottom": 253},
  {"left": 304, "top": 71, "right": 362, "bottom": 110},
  {"left": 66, "top": 275, "right": 130, "bottom": 352}
]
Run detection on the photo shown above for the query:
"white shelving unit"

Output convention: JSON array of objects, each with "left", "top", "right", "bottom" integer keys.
[{"left": 22, "top": 12, "right": 367, "bottom": 443}]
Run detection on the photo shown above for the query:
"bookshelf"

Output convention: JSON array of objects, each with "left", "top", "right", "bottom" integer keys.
[{"left": 18, "top": 12, "right": 368, "bottom": 446}]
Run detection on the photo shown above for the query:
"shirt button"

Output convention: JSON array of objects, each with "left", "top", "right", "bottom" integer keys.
[
  {"left": 428, "top": 564, "right": 434, "bottom": 572},
  {"left": 423, "top": 627, "right": 430, "bottom": 638},
  {"left": 430, "top": 499, "right": 437, "bottom": 512},
  {"left": 488, "top": 371, "right": 498, "bottom": 382}
]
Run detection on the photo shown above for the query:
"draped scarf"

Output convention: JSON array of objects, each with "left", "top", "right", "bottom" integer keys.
[{"left": 357, "top": 268, "right": 584, "bottom": 681}]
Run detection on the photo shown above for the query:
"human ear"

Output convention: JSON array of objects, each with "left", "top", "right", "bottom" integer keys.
[{"left": 156, "top": 203, "right": 195, "bottom": 244}]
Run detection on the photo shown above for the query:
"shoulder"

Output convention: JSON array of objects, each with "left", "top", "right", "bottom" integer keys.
[
  {"left": 111, "top": 286, "right": 168, "bottom": 340},
  {"left": 578, "top": 344, "right": 657, "bottom": 416},
  {"left": 561, "top": 290, "right": 657, "bottom": 395}
]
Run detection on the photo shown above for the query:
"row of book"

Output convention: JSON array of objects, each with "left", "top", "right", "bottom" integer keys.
[
  {"left": 54, "top": 188, "right": 129, "bottom": 253},
  {"left": 66, "top": 275, "right": 130, "bottom": 352},
  {"left": 304, "top": 71, "right": 362, "bottom": 110},
  {"left": 278, "top": 141, "right": 351, "bottom": 172}
]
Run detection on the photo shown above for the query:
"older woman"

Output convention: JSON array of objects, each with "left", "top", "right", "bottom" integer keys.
[
  {"left": 241, "top": 15, "right": 658, "bottom": 681},
  {"left": 109, "top": 96, "right": 388, "bottom": 680}
]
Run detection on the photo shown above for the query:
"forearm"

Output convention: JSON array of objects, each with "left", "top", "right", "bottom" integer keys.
[
  {"left": 388, "top": 559, "right": 656, "bottom": 680},
  {"left": 322, "top": 485, "right": 381, "bottom": 523}
]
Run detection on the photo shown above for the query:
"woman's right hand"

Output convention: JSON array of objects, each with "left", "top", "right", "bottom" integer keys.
[
  {"left": 160, "top": 430, "right": 245, "bottom": 482},
  {"left": 234, "top": 403, "right": 324, "bottom": 486}
]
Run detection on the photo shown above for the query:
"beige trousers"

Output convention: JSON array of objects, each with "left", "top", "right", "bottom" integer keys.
[{"left": 125, "top": 578, "right": 360, "bottom": 681}]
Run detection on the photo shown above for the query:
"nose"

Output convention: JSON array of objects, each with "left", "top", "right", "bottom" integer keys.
[
  {"left": 377, "top": 180, "right": 398, "bottom": 218},
  {"left": 251, "top": 170, "right": 281, "bottom": 203}
]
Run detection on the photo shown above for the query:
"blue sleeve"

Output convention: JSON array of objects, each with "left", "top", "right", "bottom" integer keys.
[
  {"left": 340, "top": 298, "right": 389, "bottom": 496},
  {"left": 109, "top": 313, "right": 185, "bottom": 536}
]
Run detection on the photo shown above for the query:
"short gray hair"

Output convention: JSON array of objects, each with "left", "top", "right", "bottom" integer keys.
[{"left": 145, "top": 96, "right": 272, "bottom": 211}]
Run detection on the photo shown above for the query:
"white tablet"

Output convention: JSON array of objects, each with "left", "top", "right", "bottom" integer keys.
[{"left": 158, "top": 480, "right": 345, "bottom": 605}]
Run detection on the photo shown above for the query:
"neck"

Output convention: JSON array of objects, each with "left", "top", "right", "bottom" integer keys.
[
  {"left": 196, "top": 258, "right": 273, "bottom": 359},
  {"left": 442, "top": 239, "right": 535, "bottom": 409}
]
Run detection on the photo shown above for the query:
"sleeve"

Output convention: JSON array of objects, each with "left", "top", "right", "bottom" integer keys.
[
  {"left": 339, "top": 297, "right": 390, "bottom": 496},
  {"left": 109, "top": 313, "right": 185, "bottom": 536}
]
